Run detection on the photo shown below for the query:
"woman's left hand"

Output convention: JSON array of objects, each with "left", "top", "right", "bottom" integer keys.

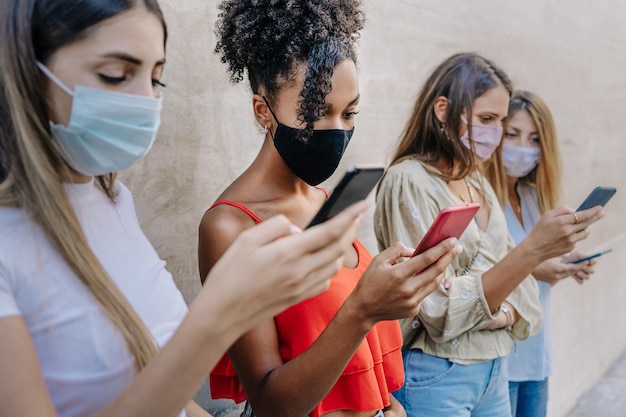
[{"left": 561, "top": 251, "right": 597, "bottom": 284}]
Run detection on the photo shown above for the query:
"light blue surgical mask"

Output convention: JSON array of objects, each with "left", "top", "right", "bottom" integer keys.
[{"left": 36, "top": 62, "right": 162, "bottom": 176}]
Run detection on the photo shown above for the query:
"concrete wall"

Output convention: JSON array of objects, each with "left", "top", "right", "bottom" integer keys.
[{"left": 119, "top": 1, "right": 626, "bottom": 416}]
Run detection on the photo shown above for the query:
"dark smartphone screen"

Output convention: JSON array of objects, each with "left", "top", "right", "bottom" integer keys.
[{"left": 307, "top": 166, "right": 384, "bottom": 228}]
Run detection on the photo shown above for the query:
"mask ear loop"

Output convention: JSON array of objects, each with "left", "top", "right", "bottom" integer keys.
[
  {"left": 36, "top": 62, "right": 74, "bottom": 96},
  {"left": 262, "top": 96, "right": 280, "bottom": 124},
  {"left": 262, "top": 96, "right": 281, "bottom": 142}
]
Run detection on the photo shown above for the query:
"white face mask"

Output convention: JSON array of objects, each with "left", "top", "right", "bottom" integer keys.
[
  {"left": 37, "top": 62, "right": 162, "bottom": 176},
  {"left": 501, "top": 143, "right": 541, "bottom": 178},
  {"left": 459, "top": 116, "right": 503, "bottom": 162}
]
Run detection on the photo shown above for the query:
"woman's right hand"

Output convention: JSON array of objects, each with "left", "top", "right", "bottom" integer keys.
[
  {"left": 346, "top": 239, "right": 463, "bottom": 328},
  {"left": 198, "top": 201, "right": 368, "bottom": 336},
  {"left": 523, "top": 205, "right": 604, "bottom": 263}
]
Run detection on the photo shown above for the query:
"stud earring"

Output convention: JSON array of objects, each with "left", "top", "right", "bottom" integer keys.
[{"left": 441, "top": 123, "right": 452, "bottom": 141}]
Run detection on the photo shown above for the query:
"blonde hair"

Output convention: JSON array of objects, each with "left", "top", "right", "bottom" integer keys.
[
  {"left": 0, "top": 0, "right": 165, "bottom": 369},
  {"left": 483, "top": 90, "right": 562, "bottom": 214}
]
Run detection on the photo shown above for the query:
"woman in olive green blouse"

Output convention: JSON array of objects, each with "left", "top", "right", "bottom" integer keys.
[{"left": 374, "top": 53, "right": 603, "bottom": 417}]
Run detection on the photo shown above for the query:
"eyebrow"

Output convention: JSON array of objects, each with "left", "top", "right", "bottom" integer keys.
[
  {"left": 326, "top": 94, "right": 360, "bottom": 110},
  {"left": 506, "top": 126, "right": 539, "bottom": 134},
  {"left": 100, "top": 52, "right": 166, "bottom": 67}
]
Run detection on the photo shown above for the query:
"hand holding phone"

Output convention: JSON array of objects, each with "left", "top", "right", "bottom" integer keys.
[
  {"left": 576, "top": 187, "right": 616, "bottom": 212},
  {"left": 306, "top": 165, "right": 385, "bottom": 228},
  {"left": 411, "top": 203, "right": 480, "bottom": 257},
  {"left": 568, "top": 249, "right": 613, "bottom": 264}
]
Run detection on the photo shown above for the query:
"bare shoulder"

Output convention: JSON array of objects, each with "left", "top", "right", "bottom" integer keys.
[{"left": 198, "top": 202, "right": 259, "bottom": 283}]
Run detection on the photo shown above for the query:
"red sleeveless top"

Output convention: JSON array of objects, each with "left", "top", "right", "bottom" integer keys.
[{"left": 208, "top": 200, "right": 404, "bottom": 416}]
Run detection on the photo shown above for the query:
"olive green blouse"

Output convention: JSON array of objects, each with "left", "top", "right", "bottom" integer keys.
[{"left": 374, "top": 158, "right": 542, "bottom": 364}]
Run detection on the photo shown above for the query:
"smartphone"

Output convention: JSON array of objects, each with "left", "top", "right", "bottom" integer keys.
[
  {"left": 411, "top": 203, "right": 480, "bottom": 257},
  {"left": 576, "top": 186, "right": 616, "bottom": 211},
  {"left": 568, "top": 249, "right": 613, "bottom": 264},
  {"left": 306, "top": 165, "right": 385, "bottom": 228}
]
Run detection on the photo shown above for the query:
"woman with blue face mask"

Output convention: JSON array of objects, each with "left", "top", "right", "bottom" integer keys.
[
  {"left": 373, "top": 53, "right": 604, "bottom": 416},
  {"left": 199, "top": 1, "right": 463, "bottom": 417},
  {"left": 0, "top": 1, "right": 371, "bottom": 416},
  {"left": 483, "top": 91, "right": 598, "bottom": 417}
]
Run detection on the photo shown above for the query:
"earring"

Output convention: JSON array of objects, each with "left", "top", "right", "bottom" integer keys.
[
  {"left": 441, "top": 123, "right": 452, "bottom": 141},
  {"left": 264, "top": 125, "right": 269, "bottom": 135}
]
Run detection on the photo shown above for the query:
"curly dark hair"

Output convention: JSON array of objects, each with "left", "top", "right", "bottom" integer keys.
[{"left": 215, "top": 0, "right": 364, "bottom": 138}]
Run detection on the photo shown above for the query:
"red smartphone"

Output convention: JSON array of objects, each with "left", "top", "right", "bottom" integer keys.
[{"left": 411, "top": 203, "right": 480, "bottom": 257}]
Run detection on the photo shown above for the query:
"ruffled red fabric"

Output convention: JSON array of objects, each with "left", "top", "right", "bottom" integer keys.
[{"left": 207, "top": 200, "right": 403, "bottom": 416}]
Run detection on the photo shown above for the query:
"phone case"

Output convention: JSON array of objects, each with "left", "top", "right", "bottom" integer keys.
[
  {"left": 569, "top": 249, "right": 613, "bottom": 264},
  {"left": 411, "top": 203, "right": 481, "bottom": 257},
  {"left": 306, "top": 165, "right": 385, "bottom": 228},
  {"left": 576, "top": 186, "right": 616, "bottom": 211}
]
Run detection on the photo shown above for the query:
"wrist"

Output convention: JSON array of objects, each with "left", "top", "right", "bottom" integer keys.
[
  {"left": 516, "top": 238, "right": 545, "bottom": 266},
  {"left": 499, "top": 303, "right": 514, "bottom": 331},
  {"left": 337, "top": 293, "right": 377, "bottom": 334}
]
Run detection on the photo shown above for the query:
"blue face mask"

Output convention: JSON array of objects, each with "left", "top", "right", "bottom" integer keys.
[{"left": 37, "top": 62, "right": 162, "bottom": 176}]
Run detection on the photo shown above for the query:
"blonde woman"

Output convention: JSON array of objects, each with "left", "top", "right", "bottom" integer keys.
[
  {"left": 0, "top": 1, "right": 366, "bottom": 416},
  {"left": 483, "top": 91, "right": 597, "bottom": 417}
]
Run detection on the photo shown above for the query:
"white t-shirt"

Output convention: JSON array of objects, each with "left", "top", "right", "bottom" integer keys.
[{"left": 0, "top": 180, "right": 188, "bottom": 417}]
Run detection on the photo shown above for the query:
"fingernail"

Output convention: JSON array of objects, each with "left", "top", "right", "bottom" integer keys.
[
  {"left": 455, "top": 245, "right": 463, "bottom": 254},
  {"left": 290, "top": 225, "right": 303, "bottom": 234},
  {"left": 449, "top": 238, "right": 458, "bottom": 246}
]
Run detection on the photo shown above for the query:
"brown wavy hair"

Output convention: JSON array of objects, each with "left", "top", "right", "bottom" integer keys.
[{"left": 389, "top": 52, "right": 512, "bottom": 180}]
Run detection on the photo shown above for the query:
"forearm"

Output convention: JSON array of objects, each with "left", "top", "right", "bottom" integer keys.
[
  {"left": 95, "top": 298, "right": 243, "bottom": 417},
  {"left": 249, "top": 298, "right": 373, "bottom": 417},
  {"left": 482, "top": 239, "right": 542, "bottom": 312},
  {"left": 185, "top": 401, "right": 212, "bottom": 417}
]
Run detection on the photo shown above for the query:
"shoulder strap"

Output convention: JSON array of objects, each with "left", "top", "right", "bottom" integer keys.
[
  {"left": 208, "top": 200, "right": 263, "bottom": 224},
  {"left": 315, "top": 186, "right": 329, "bottom": 198}
]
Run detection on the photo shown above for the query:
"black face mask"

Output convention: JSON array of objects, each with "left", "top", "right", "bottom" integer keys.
[{"left": 264, "top": 98, "right": 354, "bottom": 186}]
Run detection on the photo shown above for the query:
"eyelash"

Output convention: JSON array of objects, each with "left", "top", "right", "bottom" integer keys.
[
  {"left": 505, "top": 132, "right": 541, "bottom": 143},
  {"left": 98, "top": 74, "right": 166, "bottom": 88},
  {"left": 343, "top": 110, "right": 360, "bottom": 120},
  {"left": 99, "top": 74, "right": 126, "bottom": 85}
]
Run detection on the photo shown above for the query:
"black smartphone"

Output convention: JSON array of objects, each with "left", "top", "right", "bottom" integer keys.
[
  {"left": 568, "top": 249, "right": 613, "bottom": 264},
  {"left": 306, "top": 165, "right": 385, "bottom": 228},
  {"left": 576, "top": 186, "right": 616, "bottom": 211}
]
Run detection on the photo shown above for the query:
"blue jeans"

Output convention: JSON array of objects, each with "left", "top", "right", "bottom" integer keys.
[
  {"left": 508, "top": 379, "right": 548, "bottom": 417},
  {"left": 394, "top": 349, "right": 512, "bottom": 417}
]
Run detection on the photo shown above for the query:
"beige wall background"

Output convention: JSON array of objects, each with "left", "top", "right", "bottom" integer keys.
[{"left": 120, "top": 1, "right": 626, "bottom": 416}]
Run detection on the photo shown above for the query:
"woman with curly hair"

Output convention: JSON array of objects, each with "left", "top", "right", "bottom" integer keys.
[
  {"left": 199, "top": 1, "right": 462, "bottom": 416},
  {"left": 0, "top": 0, "right": 371, "bottom": 416}
]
